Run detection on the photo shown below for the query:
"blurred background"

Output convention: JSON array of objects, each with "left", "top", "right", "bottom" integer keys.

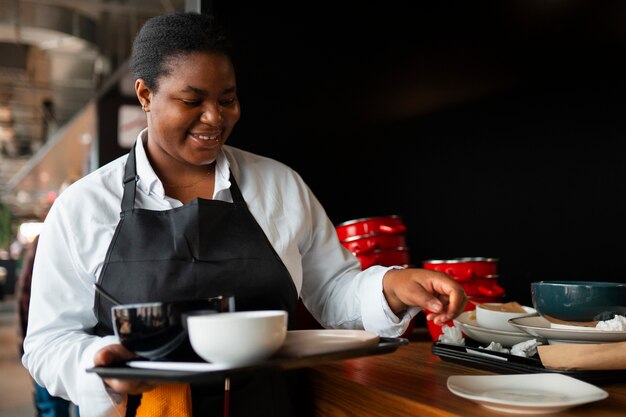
[{"left": 1, "top": 0, "right": 626, "bottom": 315}]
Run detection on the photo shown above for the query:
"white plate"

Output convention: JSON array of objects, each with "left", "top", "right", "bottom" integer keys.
[
  {"left": 453, "top": 311, "right": 541, "bottom": 347},
  {"left": 447, "top": 373, "right": 608, "bottom": 414},
  {"left": 127, "top": 361, "right": 231, "bottom": 372},
  {"left": 509, "top": 314, "right": 626, "bottom": 344},
  {"left": 276, "top": 329, "right": 379, "bottom": 357}
]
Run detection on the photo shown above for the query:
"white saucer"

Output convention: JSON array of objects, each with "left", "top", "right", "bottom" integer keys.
[
  {"left": 453, "top": 311, "right": 541, "bottom": 347},
  {"left": 509, "top": 314, "right": 626, "bottom": 344},
  {"left": 276, "top": 329, "right": 379, "bottom": 357},
  {"left": 127, "top": 361, "right": 230, "bottom": 372},
  {"left": 447, "top": 373, "right": 608, "bottom": 414}
]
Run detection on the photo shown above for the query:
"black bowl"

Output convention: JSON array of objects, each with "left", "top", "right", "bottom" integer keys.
[{"left": 112, "top": 295, "right": 235, "bottom": 360}]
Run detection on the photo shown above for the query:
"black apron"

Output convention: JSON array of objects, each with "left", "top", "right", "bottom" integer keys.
[{"left": 93, "top": 144, "right": 304, "bottom": 417}]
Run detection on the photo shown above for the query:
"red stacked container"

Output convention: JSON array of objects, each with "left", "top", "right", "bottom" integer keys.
[
  {"left": 336, "top": 215, "right": 414, "bottom": 337},
  {"left": 336, "top": 215, "right": 410, "bottom": 268},
  {"left": 422, "top": 257, "right": 504, "bottom": 341},
  {"left": 295, "top": 215, "right": 416, "bottom": 331}
]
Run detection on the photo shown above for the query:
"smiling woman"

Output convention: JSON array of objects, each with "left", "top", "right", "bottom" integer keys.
[
  {"left": 140, "top": 65, "right": 235, "bottom": 203},
  {"left": 21, "top": 11, "right": 467, "bottom": 417},
  {"left": 133, "top": 23, "right": 240, "bottom": 202}
]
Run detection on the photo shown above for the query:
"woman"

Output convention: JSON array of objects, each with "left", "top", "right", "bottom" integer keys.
[{"left": 22, "top": 12, "right": 466, "bottom": 417}]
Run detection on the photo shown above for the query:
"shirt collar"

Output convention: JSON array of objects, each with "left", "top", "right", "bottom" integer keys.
[{"left": 134, "top": 128, "right": 231, "bottom": 198}]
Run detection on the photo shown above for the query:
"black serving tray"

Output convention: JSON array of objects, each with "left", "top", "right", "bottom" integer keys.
[
  {"left": 88, "top": 337, "right": 408, "bottom": 384},
  {"left": 432, "top": 341, "right": 626, "bottom": 385}
]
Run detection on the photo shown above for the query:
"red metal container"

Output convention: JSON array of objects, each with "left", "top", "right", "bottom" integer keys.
[
  {"left": 355, "top": 247, "right": 410, "bottom": 269},
  {"left": 340, "top": 232, "right": 407, "bottom": 254},
  {"left": 336, "top": 215, "right": 406, "bottom": 242},
  {"left": 461, "top": 275, "right": 505, "bottom": 298},
  {"left": 422, "top": 257, "right": 498, "bottom": 281},
  {"left": 336, "top": 214, "right": 414, "bottom": 338}
]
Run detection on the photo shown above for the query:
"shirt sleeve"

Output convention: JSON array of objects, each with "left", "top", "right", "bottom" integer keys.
[
  {"left": 21, "top": 198, "right": 127, "bottom": 417},
  {"left": 297, "top": 186, "right": 420, "bottom": 337},
  {"left": 16, "top": 236, "right": 37, "bottom": 342}
]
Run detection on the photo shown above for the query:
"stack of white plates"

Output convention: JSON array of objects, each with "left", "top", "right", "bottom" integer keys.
[
  {"left": 509, "top": 314, "right": 626, "bottom": 344},
  {"left": 452, "top": 310, "right": 542, "bottom": 347}
]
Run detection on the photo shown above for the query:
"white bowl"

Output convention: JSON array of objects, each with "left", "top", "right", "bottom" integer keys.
[
  {"left": 186, "top": 310, "right": 288, "bottom": 366},
  {"left": 475, "top": 303, "right": 536, "bottom": 332}
]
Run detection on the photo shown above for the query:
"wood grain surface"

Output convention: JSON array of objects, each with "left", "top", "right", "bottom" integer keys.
[{"left": 307, "top": 329, "right": 626, "bottom": 417}]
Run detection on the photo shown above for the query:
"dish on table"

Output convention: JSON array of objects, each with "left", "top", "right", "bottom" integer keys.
[
  {"left": 276, "top": 329, "right": 379, "bottom": 357},
  {"left": 531, "top": 280, "right": 626, "bottom": 322},
  {"left": 447, "top": 373, "right": 608, "bottom": 414},
  {"left": 475, "top": 302, "right": 536, "bottom": 332},
  {"left": 453, "top": 310, "right": 542, "bottom": 347},
  {"left": 509, "top": 314, "right": 626, "bottom": 344}
]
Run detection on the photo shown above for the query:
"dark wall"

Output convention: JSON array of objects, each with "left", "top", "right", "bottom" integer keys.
[{"left": 212, "top": 2, "right": 626, "bottom": 305}]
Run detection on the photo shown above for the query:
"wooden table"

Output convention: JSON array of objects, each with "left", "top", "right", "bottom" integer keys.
[{"left": 307, "top": 330, "right": 626, "bottom": 416}]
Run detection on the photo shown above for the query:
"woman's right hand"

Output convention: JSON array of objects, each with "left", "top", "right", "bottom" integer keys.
[{"left": 93, "top": 344, "right": 159, "bottom": 395}]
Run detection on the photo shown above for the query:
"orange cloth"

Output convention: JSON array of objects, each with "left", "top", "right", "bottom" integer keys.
[{"left": 135, "top": 383, "right": 193, "bottom": 417}]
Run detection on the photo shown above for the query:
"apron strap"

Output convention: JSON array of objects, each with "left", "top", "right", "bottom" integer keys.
[
  {"left": 121, "top": 144, "right": 138, "bottom": 213},
  {"left": 228, "top": 171, "right": 246, "bottom": 205}
]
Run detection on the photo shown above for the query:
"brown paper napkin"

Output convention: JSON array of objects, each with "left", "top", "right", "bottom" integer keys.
[{"left": 538, "top": 342, "right": 626, "bottom": 370}]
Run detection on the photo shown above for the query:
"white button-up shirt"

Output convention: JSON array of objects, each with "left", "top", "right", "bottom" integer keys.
[{"left": 22, "top": 130, "right": 417, "bottom": 417}]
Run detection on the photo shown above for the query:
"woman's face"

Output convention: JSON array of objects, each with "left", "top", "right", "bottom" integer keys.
[{"left": 137, "top": 52, "right": 240, "bottom": 169}]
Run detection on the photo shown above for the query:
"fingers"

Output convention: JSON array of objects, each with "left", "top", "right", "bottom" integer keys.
[
  {"left": 447, "top": 285, "right": 468, "bottom": 316},
  {"left": 429, "top": 274, "right": 467, "bottom": 312},
  {"left": 410, "top": 273, "right": 463, "bottom": 315},
  {"left": 93, "top": 344, "right": 137, "bottom": 367},
  {"left": 95, "top": 344, "right": 157, "bottom": 395},
  {"left": 427, "top": 283, "right": 467, "bottom": 325},
  {"left": 383, "top": 268, "right": 467, "bottom": 324},
  {"left": 426, "top": 294, "right": 451, "bottom": 324},
  {"left": 103, "top": 378, "right": 158, "bottom": 395}
]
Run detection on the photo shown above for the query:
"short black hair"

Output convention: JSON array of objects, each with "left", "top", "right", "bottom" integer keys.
[{"left": 130, "top": 12, "right": 232, "bottom": 92}]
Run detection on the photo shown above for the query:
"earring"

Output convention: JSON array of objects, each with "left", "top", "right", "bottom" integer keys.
[{"left": 141, "top": 103, "right": 149, "bottom": 112}]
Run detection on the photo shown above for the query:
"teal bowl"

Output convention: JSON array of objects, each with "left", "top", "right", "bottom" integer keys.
[{"left": 531, "top": 281, "right": 626, "bottom": 323}]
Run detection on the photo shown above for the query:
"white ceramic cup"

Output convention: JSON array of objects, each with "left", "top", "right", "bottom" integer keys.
[
  {"left": 186, "top": 310, "right": 288, "bottom": 366},
  {"left": 475, "top": 303, "right": 536, "bottom": 332}
]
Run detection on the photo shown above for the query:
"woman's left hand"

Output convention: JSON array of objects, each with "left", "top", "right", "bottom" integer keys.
[
  {"left": 382, "top": 268, "right": 467, "bottom": 325},
  {"left": 93, "top": 343, "right": 159, "bottom": 395}
]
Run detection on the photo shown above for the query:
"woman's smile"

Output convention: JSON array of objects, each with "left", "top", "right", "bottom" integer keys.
[
  {"left": 188, "top": 131, "right": 222, "bottom": 152},
  {"left": 192, "top": 133, "right": 219, "bottom": 141}
]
